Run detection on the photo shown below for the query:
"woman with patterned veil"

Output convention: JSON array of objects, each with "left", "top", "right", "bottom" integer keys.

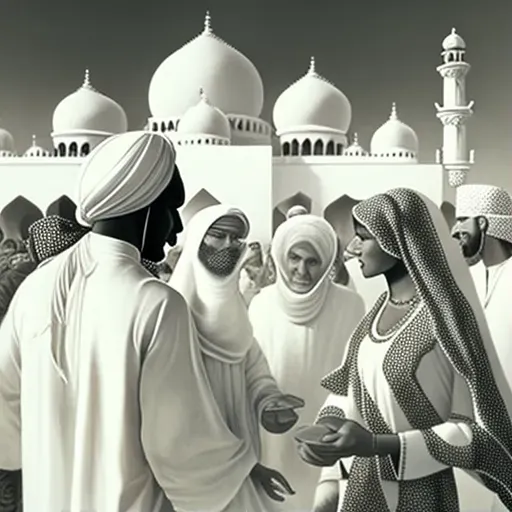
[
  {"left": 169, "top": 204, "right": 304, "bottom": 512},
  {"left": 248, "top": 214, "right": 365, "bottom": 511},
  {"left": 296, "top": 188, "right": 512, "bottom": 512}
]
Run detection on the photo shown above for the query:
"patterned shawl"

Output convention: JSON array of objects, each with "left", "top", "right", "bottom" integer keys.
[{"left": 322, "top": 188, "right": 512, "bottom": 507}]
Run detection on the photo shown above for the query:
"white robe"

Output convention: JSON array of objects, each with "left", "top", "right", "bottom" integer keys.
[
  {"left": 469, "top": 258, "right": 512, "bottom": 512},
  {"left": 249, "top": 283, "right": 365, "bottom": 510},
  {"left": 0, "top": 233, "right": 256, "bottom": 512},
  {"left": 170, "top": 205, "right": 284, "bottom": 512}
]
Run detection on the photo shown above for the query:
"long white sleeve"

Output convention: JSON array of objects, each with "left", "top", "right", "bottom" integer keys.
[{"left": 139, "top": 287, "right": 257, "bottom": 512}]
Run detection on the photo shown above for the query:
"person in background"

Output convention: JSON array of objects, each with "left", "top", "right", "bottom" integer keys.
[
  {"left": 452, "top": 184, "right": 512, "bottom": 512},
  {"left": 169, "top": 204, "right": 301, "bottom": 511},
  {"left": 249, "top": 214, "right": 365, "bottom": 511},
  {"left": 297, "top": 188, "right": 512, "bottom": 512},
  {"left": 0, "top": 131, "right": 262, "bottom": 512}
]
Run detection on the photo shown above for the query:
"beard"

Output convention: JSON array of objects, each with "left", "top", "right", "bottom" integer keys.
[
  {"left": 455, "top": 229, "right": 485, "bottom": 266},
  {"left": 198, "top": 242, "right": 243, "bottom": 277}
]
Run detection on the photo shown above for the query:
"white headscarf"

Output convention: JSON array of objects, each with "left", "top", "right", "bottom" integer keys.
[
  {"left": 455, "top": 184, "right": 512, "bottom": 244},
  {"left": 272, "top": 215, "right": 338, "bottom": 325},
  {"left": 76, "top": 131, "right": 176, "bottom": 226},
  {"left": 50, "top": 131, "right": 178, "bottom": 383},
  {"left": 170, "top": 204, "right": 254, "bottom": 364}
]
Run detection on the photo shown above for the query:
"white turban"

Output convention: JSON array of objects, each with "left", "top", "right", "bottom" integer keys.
[
  {"left": 455, "top": 184, "right": 512, "bottom": 244},
  {"left": 76, "top": 131, "right": 176, "bottom": 226}
]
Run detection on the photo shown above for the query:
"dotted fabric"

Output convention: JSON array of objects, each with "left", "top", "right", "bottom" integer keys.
[
  {"left": 317, "top": 188, "right": 512, "bottom": 510},
  {"left": 27, "top": 216, "right": 90, "bottom": 265},
  {"left": 456, "top": 184, "right": 512, "bottom": 244}
]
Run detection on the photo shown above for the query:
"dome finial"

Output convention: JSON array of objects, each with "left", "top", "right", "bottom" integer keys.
[
  {"left": 31, "top": 134, "right": 37, "bottom": 147},
  {"left": 308, "top": 56, "right": 316, "bottom": 75},
  {"left": 451, "top": 27, "right": 457, "bottom": 35},
  {"left": 390, "top": 102, "right": 398, "bottom": 120},
  {"left": 199, "top": 87, "right": 209, "bottom": 104},
  {"left": 83, "top": 68, "right": 91, "bottom": 88},
  {"left": 204, "top": 11, "right": 212, "bottom": 33},
  {"left": 353, "top": 132, "right": 359, "bottom": 144}
]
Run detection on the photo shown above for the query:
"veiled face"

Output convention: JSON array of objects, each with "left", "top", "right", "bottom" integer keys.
[
  {"left": 198, "top": 214, "right": 248, "bottom": 277},
  {"left": 348, "top": 220, "right": 399, "bottom": 278},
  {"left": 452, "top": 216, "right": 487, "bottom": 266},
  {"left": 284, "top": 241, "right": 323, "bottom": 293}
]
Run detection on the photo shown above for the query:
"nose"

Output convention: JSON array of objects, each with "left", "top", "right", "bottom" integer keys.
[
  {"left": 296, "top": 260, "right": 307, "bottom": 276},
  {"left": 451, "top": 221, "right": 462, "bottom": 239},
  {"left": 173, "top": 212, "right": 184, "bottom": 235},
  {"left": 344, "top": 237, "right": 361, "bottom": 261}
]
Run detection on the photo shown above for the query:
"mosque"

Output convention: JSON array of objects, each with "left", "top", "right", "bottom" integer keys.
[{"left": 0, "top": 13, "right": 474, "bottom": 247}]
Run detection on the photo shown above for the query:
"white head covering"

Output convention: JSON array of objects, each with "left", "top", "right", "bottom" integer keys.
[
  {"left": 286, "top": 205, "right": 309, "bottom": 219},
  {"left": 170, "top": 204, "right": 254, "bottom": 364},
  {"left": 455, "top": 184, "right": 512, "bottom": 244},
  {"left": 272, "top": 214, "right": 338, "bottom": 325},
  {"left": 50, "top": 131, "right": 178, "bottom": 383},
  {"left": 76, "top": 131, "right": 176, "bottom": 226}
]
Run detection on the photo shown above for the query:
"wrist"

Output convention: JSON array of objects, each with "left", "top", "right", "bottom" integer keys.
[{"left": 372, "top": 434, "right": 400, "bottom": 457}]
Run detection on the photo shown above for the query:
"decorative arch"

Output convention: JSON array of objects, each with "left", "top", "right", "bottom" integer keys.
[
  {"left": 58, "top": 143, "right": 66, "bottom": 157},
  {"left": 282, "top": 142, "right": 290, "bottom": 156},
  {"left": 80, "top": 142, "right": 90, "bottom": 156},
  {"left": 314, "top": 139, "right": 324, "bottom": 155},
  {"left": 0, "top": 195, "right": 44, "bottom": 240},
  {"left": 69, "top": 142, "right": 78, "bottom": 157},
  {"left": 291, "top": 139, "right": 299, "bottom": 156},
  {"left": 180, "top": 188, "right": 221, "bottom": 226},
  {"left": 272, "top": 191, "right": 312, "bottom": 233},
  {"left": 301, "top": 139, "right": 311, "bottom": 156},
  {"left": 323, "top": 194, "right": 362, "bottom": 252},
  {"left": 326, "top": 140, "right": 335, "bottom": 155},
  {"left": 440, "top": 201, "right": 456, "bottom": 229}
]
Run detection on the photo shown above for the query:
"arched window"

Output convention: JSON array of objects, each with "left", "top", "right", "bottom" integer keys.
[
  {"left": 291, "top": 139, "right": 299, "bottom": 156},
  {"left": 58, "top": 143, "right": 66, "bottom": 157},
  {"left": 301, "top": 139, "right": 312, "bottom": 156},
  {"left": 80, "top": 143, "right": 90, "bottom": 156},
  {"left": 314, "top": 139, "right": 324, "bottom": 155},
  {"left": 282, "top": 142, "right": 290, "bottom": 156}
]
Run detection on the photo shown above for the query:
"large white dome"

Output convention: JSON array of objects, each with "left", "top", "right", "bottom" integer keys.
[
  {"left": 52, "top": 70, "right": 128, "bottom": 134},
  {"left": 178, "top": 89, "right": 230, "bottom": 139},
  {"left": 148, "top": 12, "right": 264, "bottom": 119},
  {"left": 273, "top": 57, "right": 352, "bottom": 134},
  {"left": 370, "top": 103, "right": 419, "bottom": 155}
]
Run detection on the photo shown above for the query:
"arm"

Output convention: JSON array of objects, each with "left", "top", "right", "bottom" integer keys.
[
  {"left": 139, "top": 286, "right": 257, "bottom": 512},
  {"left": 0, "top": 291, "right": 22, "bottom": 470},
  {"left": 245, "top": 340, "right": 281, "bottom": 419},
  {"left": 395, "top": 369, "right": 476, "bottom": 481}
]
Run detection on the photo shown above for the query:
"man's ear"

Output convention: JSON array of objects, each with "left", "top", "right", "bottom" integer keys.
[{"left": 477, "top": 216, "right": 488, "bottom": 232}]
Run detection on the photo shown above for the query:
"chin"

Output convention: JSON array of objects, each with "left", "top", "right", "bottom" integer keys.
[{"left": 290, "top": 282, "right": 313, "bottom": 294}]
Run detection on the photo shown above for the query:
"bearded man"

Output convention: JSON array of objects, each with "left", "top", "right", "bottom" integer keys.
[{"left": 452, "top": 183, "right": 512, "bottom": 512}]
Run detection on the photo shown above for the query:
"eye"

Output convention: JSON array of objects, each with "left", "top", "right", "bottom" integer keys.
[
  {"left": 288, "top": 253, "right": 299, "bottom": 261},
  {"left": 308, "top": 259, "right": 319, "bottom": 266}
]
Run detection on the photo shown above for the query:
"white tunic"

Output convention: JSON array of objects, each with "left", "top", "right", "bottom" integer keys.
[
  {"left": 470, "top": 258, "right": 512, "bottom": 512},
  {"left": 249, "top": 283, "right": 365, "bottom": 510},
  {"left": 0, "top": 233, "right": 256, "bottom": 512}
]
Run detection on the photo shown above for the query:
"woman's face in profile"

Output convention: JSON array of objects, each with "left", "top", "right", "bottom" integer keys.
[{"left": 347, "top": 220, "right": 398, "bottom": 279}]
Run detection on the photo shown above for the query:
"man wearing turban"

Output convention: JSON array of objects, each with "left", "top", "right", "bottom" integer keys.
[
  {"left": 452, "top": 184, "right": 512, "bottom": 512},
  {"left": 0, "top": 132, "right": 260, "bottom": 512}
]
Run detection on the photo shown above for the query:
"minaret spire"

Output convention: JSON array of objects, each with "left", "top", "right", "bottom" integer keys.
[
  {"left": 435, "top": 28, "right": 474, "bottom": 187},
  {"left": 199, "top": 87, "right": 209, "bottom": 103},
  {"left": 31, "top": 134, "right": 36, "bottom": 147}
]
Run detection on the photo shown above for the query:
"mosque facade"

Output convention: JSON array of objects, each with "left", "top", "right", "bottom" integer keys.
[{"left": 0, "top": 14, "right": 473, "bottom": 246}]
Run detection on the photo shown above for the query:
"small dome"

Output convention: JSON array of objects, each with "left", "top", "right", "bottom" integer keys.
[
  {"left": 273, "top": 57, "right": 352, "bottom": 134},
  {"left": 23, "top": 135, "right": 50, "bottom": 157},
  {"left": 0, "top": 125, "right": 15, "bottom": 153},
  {"left": 345, "top": 133, "right": 367, "bottom": 155},
  {"left": 370, "top": 103, "right": 419, "bottom": 155},
  {"left": 149, "top": 12, "right": 264, "bottom": 119},
  {"left": 177, "top": 89, "right": 230, "bottom": 139},
  {"left": 52, "top": 69, "right": 128, "bottom": 134},
  {"left": 442, "top": 28, "right": 466, "bottom": 51}
]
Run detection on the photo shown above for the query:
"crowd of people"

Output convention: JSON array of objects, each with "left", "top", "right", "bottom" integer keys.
[{"left": 0, "top": 131, "right": 511, "bottom": 512}]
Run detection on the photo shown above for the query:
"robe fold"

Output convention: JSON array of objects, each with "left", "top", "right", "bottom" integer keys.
[{"left": 0, "top": 233, "right": 257, "bottom": 512}]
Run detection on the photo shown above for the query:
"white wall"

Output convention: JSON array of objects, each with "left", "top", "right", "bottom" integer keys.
[
  {"left": 176, "top": 145, "right": 273, "bottom": 243},
  {"left": 0, "top": 158, "right": 80, "bottom": 212}
]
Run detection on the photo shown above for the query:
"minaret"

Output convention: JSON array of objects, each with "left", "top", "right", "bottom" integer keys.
[{"left": 434, "top": 28, "right": 474, "bottom": 187}]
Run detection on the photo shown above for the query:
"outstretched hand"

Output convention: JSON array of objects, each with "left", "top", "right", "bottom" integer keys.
[
  {"left": 261, "top": 394, "right": 305, "bottom": 434},
  {"left": 251, "top": 463, "right": 295, "bottom": 502},
  {"left": 296, "top": 419, "right": 375, "bottom": 466}
]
